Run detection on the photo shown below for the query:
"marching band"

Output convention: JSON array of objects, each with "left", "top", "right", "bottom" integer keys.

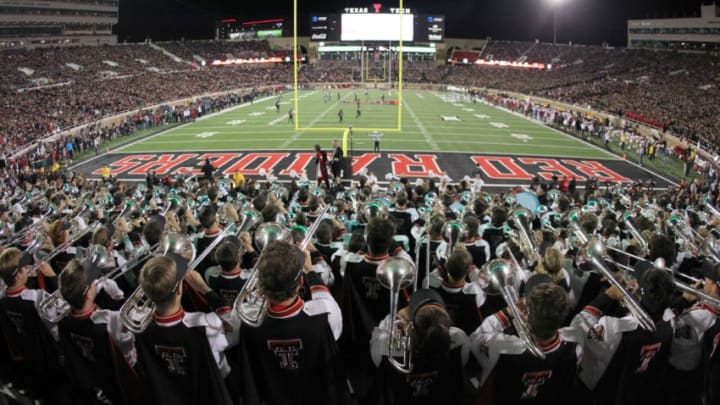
[{"left": 0, "top": 168, "right": 719, "bottom": 405}]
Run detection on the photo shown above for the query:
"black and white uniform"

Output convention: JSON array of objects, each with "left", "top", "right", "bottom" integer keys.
[
  {"left": 135, "top": 308, "right": 238, "bottom": 405},
  {"left": 570, "top": 293, "right": 674, "bottom": 405},
  {"left": 429, "top": 277, "right": 485, "bottom": 336},
  {"left": 369, "top": 315, "right": 470, "bottom": 405},
  {"left": 464, "top": 237, "right": 492, "bottom": 268},
  {"left": 0, "top": 284, "right": 62, "bottom": 397},
  {"left": 471, "top": 309, "right": 583, "bottom": 405},
  {"left": 241, "top": 272, "right": 342, "bottom": 405},
  {"left": 704, "top": 312, "right": 720, "bottom": 405},
  {"left": 58, "top": 305, "right": 137, "bottom": 403},
  {"left": 206, "top": 266, "right": 252, "bottom": 308},
  {"left": 194, "top": 228, "right": 223, "bottom": 276}
]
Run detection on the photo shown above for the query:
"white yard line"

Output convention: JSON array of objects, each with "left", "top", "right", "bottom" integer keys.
[
  {"left": 268, "top": 115, "right": 287, "bottom": 126},
  {"left": 279, "top": 92, "right": 353, "bottom": 148},
  {"left": 403, "top": 99, "right": 439, "bottom": 150}
]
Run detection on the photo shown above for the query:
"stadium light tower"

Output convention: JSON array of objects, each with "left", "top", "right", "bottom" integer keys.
[{"left": 549, "top": 0, "right": 564, "bottom": 45}]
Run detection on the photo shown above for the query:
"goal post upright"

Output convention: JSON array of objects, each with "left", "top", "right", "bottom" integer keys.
[
  {"left": 293, "top": 0, "right": 403, "bottom": 133},
  {"left": 292, "top": 0, "right": 299, "bottom": 131}
]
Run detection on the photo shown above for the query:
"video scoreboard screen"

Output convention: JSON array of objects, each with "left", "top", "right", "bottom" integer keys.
[
  {"left": 341, "top": 13, "right": 414, "bottom": 42},
  {"left": 309, "top": 7, "right": 444, "bottom": 42},
  {"left": 218, "top": 18, "right": 284, "bottom": 40}
]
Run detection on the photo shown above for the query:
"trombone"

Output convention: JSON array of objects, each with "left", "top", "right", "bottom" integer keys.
[
  {"left": 576, "top": 236, "right": 656, "bottom": 331},
  {"left": 233, "top": 205, "right": 330, "bottom": 327},
  {"left": 602, "top": 247, "right": 720, "bottom": 311}
]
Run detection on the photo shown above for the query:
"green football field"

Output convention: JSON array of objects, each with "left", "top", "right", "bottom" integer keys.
[{"left": 119, "top": 89, "right": 613, "bottom": 159}]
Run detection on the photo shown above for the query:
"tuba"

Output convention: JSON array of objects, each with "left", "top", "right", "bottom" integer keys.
[
  {"left": 376, "top": 256, "right": 417, "bottom": 373},
  {"left": 481, "top": 259, "right": 546, "bottom": 358}
]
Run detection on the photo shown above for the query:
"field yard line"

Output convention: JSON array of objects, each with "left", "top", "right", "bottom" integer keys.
[
  {"left": 403, "top": 99, "right": 439, "bottom": 150},
  {"left": 280, "top": 92, "right": 353, "bottom": 148},
  {"left": 493, "top": 105, "right": 679, "bottom": 186},
  {"left": 268, "top": 115, "right": 286, "bottom": 126},
  {"left": 416, "top": 93, "right": 425, "bottom": 99}
]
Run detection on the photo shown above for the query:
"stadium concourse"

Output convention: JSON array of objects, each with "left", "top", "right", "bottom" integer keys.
[{"left": 4, "top": 38, "right": 720, "bottom": 405}]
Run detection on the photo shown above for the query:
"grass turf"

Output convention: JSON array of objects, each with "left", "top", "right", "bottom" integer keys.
[{"left": 118, "top": 89, "right": 616, "bottom": 161}]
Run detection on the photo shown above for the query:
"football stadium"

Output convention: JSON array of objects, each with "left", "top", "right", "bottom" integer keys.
[{"left": 1, "top": 0, "right": 720, "bottom": 404}]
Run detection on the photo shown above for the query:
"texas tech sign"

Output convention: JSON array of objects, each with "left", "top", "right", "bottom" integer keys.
[{"left": 81, "top": 151, "right": 672, "bottom": 188}]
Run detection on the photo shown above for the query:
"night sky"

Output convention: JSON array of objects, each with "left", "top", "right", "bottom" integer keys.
[{"left": 117, "top": 0, "right": 706, "bottom": 46}]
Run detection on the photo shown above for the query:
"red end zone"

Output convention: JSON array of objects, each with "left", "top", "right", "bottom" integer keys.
[{"left": 73, "top": 151, "right": 675, "bottom": 189}]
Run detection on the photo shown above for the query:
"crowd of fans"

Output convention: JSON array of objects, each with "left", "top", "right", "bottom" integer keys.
[{"left": 1, "top": 39, "right": 719, "bottom": 162}]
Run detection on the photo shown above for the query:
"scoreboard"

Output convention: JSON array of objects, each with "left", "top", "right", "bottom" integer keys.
[{"left": 309, "top": 7, "right": 445, "bottom": 42}]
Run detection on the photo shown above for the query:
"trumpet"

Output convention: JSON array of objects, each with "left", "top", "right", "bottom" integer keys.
[
  {"left": 377, "top": 256, "right": 417, "bottom": 373},
  {"left": 576, "top": 237, "right": 656, "bottom": 331},
  {"left": 482, "top": 259, "right": 546, "bottom": 358},
  {"left": 439, "top": 220, "right": 466, "bottom": 261},
  {"left": 234, "top": 206, "right": 330, "bottom": 327}
]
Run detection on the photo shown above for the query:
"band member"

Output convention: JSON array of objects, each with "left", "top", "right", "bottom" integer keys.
[
  {"left": 57, "top": 259, "right": 138, "bottom": 404},
  {"left": 195, "top": 205, "right": 223, "bottom": 277},
  {"left": 340, "top": 217, "right": 409, "bottom": 396},
  {"left": 0, "top": 248, "right": 63, "bottom": 400},
  {"left": 314, "top": 144, "right": 330, "bottom": 189},
  {"left": 48, "top": 219, "right": 78, "bottom": 274},
  {"left": 370, "top": 288, "right": 469, "bottom": 404},
  {"left": 471, "top": 276, "right": 581, "bottom": 405},
  {"left": 241, "top": 241, "right": 343, "bottom": 405},
  {"left": 206, "top": 237, "right": 252, "bottom": 307},
  {"left": 463, "top": 215, "right": 491, "bottom": 268},
  {"left": 414, "top": 215, "right": 445, "bottom": 288},
  {"left": 134, "top": 255, "right": 238, "bottom": 405},
  {"left": 666, "top": 262, "right": 720, "bottom": 405},
  {"left": 201, "top": 157, "right": 214, "bottom": 183},
  {"left": 482, "top": 207, "right": 508, "bottom": 260},
  {"left": 429, "top": 248, "right": 484, "bottom": 335},
  {"left": 331, "top": 139, "right": 343, "bottom": 179},
  {"left": 571, "top": 268, "right": 674, "bottom": 405}
]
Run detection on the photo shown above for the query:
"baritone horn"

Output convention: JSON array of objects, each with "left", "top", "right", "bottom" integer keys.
[
  {"left": 482, "top": 259, "right": 545, "bottom": 359},
  {"left": 233, "top": 205, "right": 331, "bottom": 327},
  {"left": 376, "top": 256, "right": 417, "bottom": 373}
]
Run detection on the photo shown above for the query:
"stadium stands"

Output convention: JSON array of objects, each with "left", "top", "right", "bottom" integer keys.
[{"left": 1, "top": 39, "right": 719, "bottom": 159}]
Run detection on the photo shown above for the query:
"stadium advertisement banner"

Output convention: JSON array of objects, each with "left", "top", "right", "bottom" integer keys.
[
  {"left": 310, "top": 14, "right": 339, "bottom": 41},
  {"left": 82, "top": 151, "right": 673, "bottom": 189}
]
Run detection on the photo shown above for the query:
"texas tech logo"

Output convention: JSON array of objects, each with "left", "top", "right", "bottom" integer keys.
[
  {"left": 362, "top": 277, "right": 381, "bottom": 299},
  {"left": 521, "top": 370, "right": 552, "bottom": 399},
  {"left": 587, "top": 325, "right": 605, "bottom": 342},
  {"left": 635, "top": 343, "right": 661, "bottom": 373},
  {"left": 154, "top": 345, "right": 189, "bottom": 376},
  {"left": 5, "top": 311, "right": 23, "bottom": 335},
  {"left": 219, "top": 289, "right": 239, "bottom": 308},
  {"left": 267, "top": 339, "right": 304, "bottom": 370},
  {"left": 70, "top": 332, "right": 96, "bottom": 362},
  {"left": 406, "top": 371, "right": 438, "bottom": 397}
]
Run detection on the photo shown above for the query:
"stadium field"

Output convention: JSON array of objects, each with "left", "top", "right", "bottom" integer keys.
[
  {"left": 119, "top": 89, "right": 610, "bottom": 158},
  {"left": 75, "top": 89, "right": 676, "bottom": 189}
]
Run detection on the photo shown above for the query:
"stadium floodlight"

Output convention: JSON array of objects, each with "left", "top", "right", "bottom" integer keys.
[{"left": 548, "top": 0, "right": 565, "bottom": 44}]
